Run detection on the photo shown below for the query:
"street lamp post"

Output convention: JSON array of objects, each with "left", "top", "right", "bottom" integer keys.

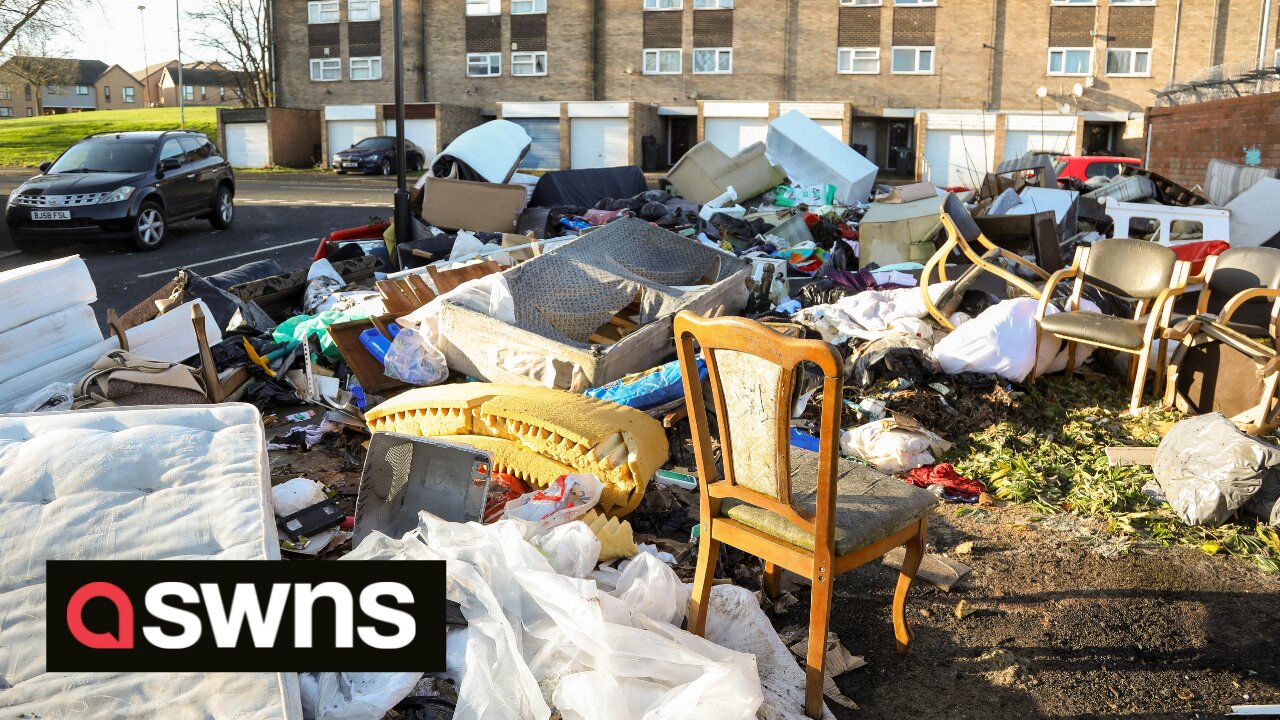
[
  {"left": 137, "top": 5, "right": 150, "bottom": 107},
  {"left": 175, "top": 0, "right": 185, "bottom": 128},
  {"left": 391, "top": 0, "right": 409, "bottom": 267}
]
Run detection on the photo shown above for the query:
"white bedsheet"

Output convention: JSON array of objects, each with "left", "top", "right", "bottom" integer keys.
[{"left": 0, "top": 403, "right": 302, "bottom": 719}]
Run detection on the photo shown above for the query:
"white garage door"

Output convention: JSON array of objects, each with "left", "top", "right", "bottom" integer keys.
[
  {"left": 570, "top": 118, "right": 628, "bottom": 169},
  {"left": 704, "top": 118, "right": 769, "bottom": 155},
  {"left": 224, "top": 122, "right": 268, "bottom": 168},
  {"left": 1004, "top": 130, "right": 1076, "bottom": 162},
  {"left": 383, "top": 118, "right": 438, "bottom": 160},
  {"left": 924, "top": 129, "right": 995, "bottom": 188},
  {"left": 814, "top": 119, "right": 843, "bottom": 141},
  {"left": 327, "top": 120, "right": 379, "bottom": 161}
]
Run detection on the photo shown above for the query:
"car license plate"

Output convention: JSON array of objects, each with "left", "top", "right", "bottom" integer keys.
[
  {"left": 31, "top": 210, "right": 70, "bottom": 220},
  {"left": 343, "top": 161, "right": 360, "bottom": 168}
]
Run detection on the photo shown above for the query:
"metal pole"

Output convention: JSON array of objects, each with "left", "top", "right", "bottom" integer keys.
[
  {"left": 175, "top": 0, "right": 185, "bottom": 128},
  {"left": 391, "top": 0, "right": 409, "bottom": 268},
  {"left": 138, "top": 6, "right": 150, "bottom": 106}
]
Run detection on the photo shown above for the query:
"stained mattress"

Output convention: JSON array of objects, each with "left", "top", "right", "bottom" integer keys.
[{"left": 0, "top": 404, "right": 302, "bottom": 719}]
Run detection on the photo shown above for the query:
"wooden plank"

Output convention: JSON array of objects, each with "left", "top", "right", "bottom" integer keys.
[
  {"left": 1105, "top": 446, "right": 1157, "bottom": 466},
  {"left": 427, "top": 260, "right": 503, "bottom": 295},
  {"left": 376, "top": 280, "right": 417, "bottom": 316}
]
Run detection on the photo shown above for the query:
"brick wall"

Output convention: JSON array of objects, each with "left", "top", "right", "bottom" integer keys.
[
  {"left": 1108, "top": 6, "right": 1154, "bottom": 48},
  {"left": 1049, "top": 5, "right": 1094, "bottom": 47},
  {"left": 838, "top": 7, "right": 880, "bottom": 48},
  {"left": 643, "top": 9, "right": 683, "bottom": 48},
  {"left": 692, "top": 9, "right": 732, "bottom": 49},
  {"left": 891, "top": 7, "right": 936, "bottom": 46},
  {"left": 1146, "top": 92, "right": 1280, "bottom": 187}
]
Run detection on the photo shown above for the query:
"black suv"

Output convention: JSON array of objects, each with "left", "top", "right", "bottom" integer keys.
[{"left": 5, "top": 130, "right": 235, "bottom": 252}]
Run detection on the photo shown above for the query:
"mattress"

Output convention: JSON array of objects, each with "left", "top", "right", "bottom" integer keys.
[{"left": 0, "top": 403, "right": 302, "bottom": 719}]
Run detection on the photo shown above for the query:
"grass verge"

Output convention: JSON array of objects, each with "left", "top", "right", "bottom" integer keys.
[{"left": 0, "top": 107, "right": 220, "bottom": 167}]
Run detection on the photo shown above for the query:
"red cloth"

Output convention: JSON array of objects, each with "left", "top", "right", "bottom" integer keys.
[
  {"left": 905, "top": 463, "right": 986, "bottom": 502},
  {"left": 1171, "top": 240, "right": 1230, "bottom": 276}
]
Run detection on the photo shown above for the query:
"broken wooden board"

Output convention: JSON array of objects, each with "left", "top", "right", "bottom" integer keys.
[
  {"left": 427, "top": 260, "right": 503, "bottom": 296},
  {"left": 1105, "top": 446, "right": 1157, "bottom": 467},
  {"left": 882, "top": 547, "right": 972, "bottom": 592}
]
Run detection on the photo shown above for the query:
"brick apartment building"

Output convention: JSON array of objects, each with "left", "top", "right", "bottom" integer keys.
[{"left": 272, "top": 0, "right": 1280, "bottom": 183}]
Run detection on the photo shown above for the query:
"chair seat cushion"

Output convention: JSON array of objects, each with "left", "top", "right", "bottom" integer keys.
[
  {"left": 722, "top": 449, "right": 938, "bottom": 556},
  {"left": 1039, "top": 311, "right": 1148, "bottom": 351}
]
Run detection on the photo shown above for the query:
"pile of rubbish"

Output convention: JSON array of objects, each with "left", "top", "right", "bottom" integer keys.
[{"left": 5, "top": 111, "right": 1280, "bottom": 720}]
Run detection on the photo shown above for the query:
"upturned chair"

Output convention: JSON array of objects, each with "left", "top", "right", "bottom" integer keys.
[
  {"left": 674, "top": 311, "right": 938, "bottom": 719},
  {"left": 1035, "top": 239, "right": 1188, "bottom": 413}
]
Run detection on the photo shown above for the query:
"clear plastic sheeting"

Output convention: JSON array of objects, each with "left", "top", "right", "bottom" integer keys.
[
  {"left": 342, "top": 513, "right": 764, "bottom": 720},
  {"left": 300, "top": 672, "right": 424, "bottom": 720}
]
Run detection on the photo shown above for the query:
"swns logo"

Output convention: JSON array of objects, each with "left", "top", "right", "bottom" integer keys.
[{"left": 47, "top": 560, "right": 445, "bottom": 671}]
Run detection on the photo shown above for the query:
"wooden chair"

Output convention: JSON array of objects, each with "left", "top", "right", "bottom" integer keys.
[
  {"left": 920, "top": 193, "right": 1051, "bottom": 330},
  {"left": 1035, "top": 239, "right": 1188, "bottom": 413},
  {"left": 674, "top": 311, "right": 938, "bottom": 719}
]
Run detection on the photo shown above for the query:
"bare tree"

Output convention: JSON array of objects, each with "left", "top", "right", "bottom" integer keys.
[
  {"left": 0, "top": 0, "right": 75, "bottom": 58},
  {"left": 3, "top": 50, "right": 74, "bottom": 113},
  {"left": 186, "top": 0, "right": 272, "bottom": 108}
]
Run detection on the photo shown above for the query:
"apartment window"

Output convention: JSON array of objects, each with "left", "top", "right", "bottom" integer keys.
[
  {"left": 466, "top": 52, "right": 501, "bottom": 76},
  {"left": 644, "top": 0, "right": 682, "bottom": 9},
  {"left": 1048, "top": 47, "right": 1092, "bottom": 75},
  {"left": 75, "top": 85, "right": 89, "bottom": 95},
  {"left": 24, "top": 84, "right": 31, "bottom": 101},
  {"left": 511, "top": 0, "right": 547, "bottom": 12},
  {"left": 465, "top": 0, "right": 499, "bottom": 15},
  {"left": 123, "top": 86, "right": 135, "bottom": 102},
  {"left": 511, "top": 51, "right": 548, "bottom": 76},
  {"left": 182, "top": 85, "right": 194, "bottom": 100},
  {"left": 839, "top": 0, "right": 882, "bottom": 4},
  {"left": 45, "top": 84, "right": 54, "bottom": 93},
  {"left": 694, "top": 0, "right": 733, "bottom": 7},
  {"left": 307, "top": 0, "right": 339, "bottom": 22},
  {"left": 643, "top": 48, "right": 682, "bottom": 73},
  {"left": 1051, "top": 0, "right": 1096, "bottom": 4},
  {"left": 1105, "top": 48, "right": 1151, "bottom": 76},
  {"left": 350, "top": 56, "right": 383, "bottom": 80},
  {"left": 0, "top": 108, "right": 12, "bottom": 117},
  {"left": 1110, "top": 0, "right": 1155, "bottom": 4},
  {"left": 200, "top": 85, "right": 207, "bottom": 99},
  {"left": 219, "top": 86, "right": 226, "bottom": 100},
  {"left": 26, "top": 107, "right": 33, "bottom": 116},
  {"left": 893, "top": 0, "right": 936, "bottom": 5},
  {"left": 103, "top": 85, "right": 111, "bottom": 102},
  {"left": 693, "top": 47, "right": 732, "bottom": 73},
  {"left": 0, "top": 85, "right": 10, "bottom": 100},
  {"left": 310, "top": 58, "right": 342, "bottom": 81},
  {"left": 348, "top": 0, "right": 380, "bottom": 20},
  {"left": 891, "top": 46, "right": 933, "bottom": 73},
  {"left": 838, "top": 47, "right": 880, "bottom": 73}
]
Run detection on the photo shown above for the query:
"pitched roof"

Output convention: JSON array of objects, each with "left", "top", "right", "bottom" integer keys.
[
  {"left": 3, "top": 56, "right": 110, "bottom": 85},
  {"left": 133, "top": 59, "right": 178, "bottom": 81},
  {"left": 162, "top": 65, "right": 250, "bottom": 87}
]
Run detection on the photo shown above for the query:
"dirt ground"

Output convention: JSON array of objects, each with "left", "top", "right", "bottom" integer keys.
[{"left": 779, "top": 502, "right": 1280, "bottom": 719}]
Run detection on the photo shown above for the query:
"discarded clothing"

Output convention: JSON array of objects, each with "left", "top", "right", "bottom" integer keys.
[
  {"left": 840, "top": 417, "right": 953, "bottom": 475},
  {"left": 847, "top": 334, "right": 939, "bottom": 388},
  {"left": 905, "top": 463, "right": 987, "bottom": 503}
]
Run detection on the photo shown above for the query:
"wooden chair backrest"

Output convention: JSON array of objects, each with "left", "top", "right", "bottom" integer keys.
[{"left": 674, "top": 311, "right": 843, "bottom": 544}]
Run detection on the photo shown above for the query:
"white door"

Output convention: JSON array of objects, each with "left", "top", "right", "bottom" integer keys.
[
  {"left": 383, "top": 118, "right": 438, "bottom": 160},
  {"left": 814, "top": 119, "right": 843, "bottom": 142},
  {"left": 1004, "top": 129, "right": 1076, "bottom": 162},
  {"left": 570, "top": 118, "right": 628, "bottom": 169},
  {"left": 851, "top": 121, "right": 877, "bottom": 164},
  {"left": 327, "top": 120, "right": 378, "bottom": 162},
  {"left": 924, "top": 129, "right": 995, "bottom": 188},
  {"left": 224, "top": 122, "right": 268, "bottom": 168},
  {"left": 703, "top": 118, "right": 769, "bottom": 155}
]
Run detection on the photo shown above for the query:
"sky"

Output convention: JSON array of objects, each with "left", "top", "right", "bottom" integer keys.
[{"left": 47, "top": 0, "right": 222, "bottom": 73}]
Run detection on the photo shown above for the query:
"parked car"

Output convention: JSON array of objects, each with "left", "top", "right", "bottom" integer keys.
[
  {"left": 1054, "top": 155, "right": 1142, "bottom": 185},
  {"left": 332, "top": 136, "right": 426, "bottom": 175},
  {"left": 4, "top": 130, "right": 235, "bottom": 253}
]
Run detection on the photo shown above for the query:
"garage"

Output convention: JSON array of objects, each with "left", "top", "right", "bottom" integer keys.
[
  {"left": 923, "top": 113, "right": 996, "bottom": 188},
  {"left": 704, "top": 118, "right": 769, "bottom": 155},
  {"left": 510, "top": 118, "right": 561, "bottom": 170},
  {"left": 327, "top": 120, "right": 378, "bottom": 158},
  {"left": 223, "top": 122, "right": 268, "bottom": 168},
  {"left": 383, "top": 118, "right": 437, "bottom": 162},
  {"left": 1003, "top": 115, "right": 1077, "bottom": 162},
  {"left": 570, "top": 117, "right": 629, "bottom": 169},
  {"left": 778, "top": 102, "right": 845, "bottom": 142}
]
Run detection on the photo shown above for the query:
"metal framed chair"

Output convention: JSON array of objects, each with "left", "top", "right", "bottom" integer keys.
[
  {"left": 1035, "top": 239, "right": 1189, "bottom": 413},
  {"left": 920, "top": 193, "right": 1051, "bottom": 330},
  {"left": 674, "top": 311, "right": 938, "bottom": 719}
]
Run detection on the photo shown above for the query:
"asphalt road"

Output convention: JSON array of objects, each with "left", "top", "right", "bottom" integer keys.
[{"left": 0, "top": 169, "right": 400, "bottom": 320}]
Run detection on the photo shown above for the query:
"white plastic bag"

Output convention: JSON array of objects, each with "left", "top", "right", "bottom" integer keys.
[
  {"left": 533, "top": 521, "right": 602, "bottom": 578},
  {"left": 502, "top": 473, "right": 604, "bottom": 532},
  {"left": 271, "top": 477, "right": 328, "bottom": 517},
  {"left": 382, "top": 327, "right": 449, "bottom": 386},
  {"left": 933, "top": 298, "right": 1044, "bottom": 381},
  {"left": 840, "top": 418, "right": 952, "bottom": 474},
  {"left": 608, "top": 552, "right": 691, "bottom": 626}
]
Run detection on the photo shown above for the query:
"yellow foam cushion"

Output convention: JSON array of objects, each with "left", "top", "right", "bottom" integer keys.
[
  {"left": 583, "top": 509, "right": 638, "bottom": 561},
  {"left": 431, "top": 435, "right": 574, "bottom": 492},
  {"left": 365, "top": 383, "right": 522, "bottom": 437}
]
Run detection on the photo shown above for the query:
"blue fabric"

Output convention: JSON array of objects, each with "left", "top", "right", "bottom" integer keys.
[{"left": 586, "top": 357, "right": 707, "bottom": 410}]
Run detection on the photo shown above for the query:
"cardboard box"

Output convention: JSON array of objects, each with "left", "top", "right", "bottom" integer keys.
[{"left": 422, "top": 176, "right": 526, "bottom": 234}]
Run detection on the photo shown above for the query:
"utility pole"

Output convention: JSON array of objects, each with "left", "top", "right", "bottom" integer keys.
[
  {"left": 138, "top": 6, "right": 150, "bottom": 106},
  {"left": 175, "top": 0, "right": 185, "bottom": 128},
  {"left": 391, "top": 0, "right": 409, "bottom": 267}
]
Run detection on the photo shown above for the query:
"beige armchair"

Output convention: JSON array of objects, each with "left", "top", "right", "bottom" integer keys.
[{"left": 664, "top": 140, "right": 786, "bottom": 204}]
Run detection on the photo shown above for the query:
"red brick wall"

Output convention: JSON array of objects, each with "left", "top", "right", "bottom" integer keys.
[{"left": 1146, "top": 92, "right": 1280, "bottom": 189}]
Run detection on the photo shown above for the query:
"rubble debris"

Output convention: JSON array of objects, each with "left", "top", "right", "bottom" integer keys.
[{"left": 882, "top": 547, "right": 972, "bottom": 591}]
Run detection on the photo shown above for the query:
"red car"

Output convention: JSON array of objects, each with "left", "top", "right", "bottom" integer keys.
[{"left": 1053, "top": 155, "right": 1142, "bottom": 185}]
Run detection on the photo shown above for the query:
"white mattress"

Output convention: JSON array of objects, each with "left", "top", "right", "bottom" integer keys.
[{"left": 0, "top": 403, "right": 303, "bottom": 719}]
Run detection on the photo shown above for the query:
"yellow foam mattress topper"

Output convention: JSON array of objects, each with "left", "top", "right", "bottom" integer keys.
[{"left": 367, "top": 383, "right": 669, "bottom": 515}]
